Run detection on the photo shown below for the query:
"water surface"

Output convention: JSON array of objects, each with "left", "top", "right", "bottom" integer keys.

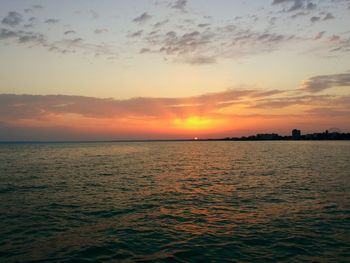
[{"left": 0, "top": 141, "right": 349, "bottom": 262}]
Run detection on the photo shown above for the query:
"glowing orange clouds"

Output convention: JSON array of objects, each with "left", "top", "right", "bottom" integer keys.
[{"left": 172, "top": 116, "right": 229, "bottom": 132}]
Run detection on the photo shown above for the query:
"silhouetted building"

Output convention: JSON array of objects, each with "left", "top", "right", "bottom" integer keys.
[
  {"left": 256, "top": 133, "right": 280, "bottom": 140},
  {"left": 292, "top": 129, "right": 301, "bottom": 139}
]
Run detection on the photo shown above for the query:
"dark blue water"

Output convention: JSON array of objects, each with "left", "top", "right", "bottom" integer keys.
[{"left": 0, "top": 141, "right": 349, "bottom": 262}]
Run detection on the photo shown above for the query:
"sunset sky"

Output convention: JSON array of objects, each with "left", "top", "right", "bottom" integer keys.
[{"left": 0, "top": 0, "right": 350, "bottom": 140}]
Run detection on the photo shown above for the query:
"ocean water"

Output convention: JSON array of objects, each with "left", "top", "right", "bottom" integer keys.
[{"left": 0, "top": 141, "right": 349, "bottom": 262}]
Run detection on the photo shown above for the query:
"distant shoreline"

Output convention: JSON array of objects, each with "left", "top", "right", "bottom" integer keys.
[
  {"left": 1, "top": 139, "right": 350, "bottom": 144},
  {"left": 1, "top": 129, "right": 350, "bottom": 143}
]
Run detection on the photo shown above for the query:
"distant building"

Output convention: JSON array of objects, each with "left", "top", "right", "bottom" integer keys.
[
  {"left": 256, "top": 133, "right": 280, "bottom": 140},
  {"left": 292, "top": 129, "right": 301, "bottom": 139}
]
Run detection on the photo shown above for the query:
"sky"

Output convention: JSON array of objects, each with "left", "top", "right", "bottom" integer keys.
[{"left": 0, "top": 0, "right": 350, "bottom": 140}]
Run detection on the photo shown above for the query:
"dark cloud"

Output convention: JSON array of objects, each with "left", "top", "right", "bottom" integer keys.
[
  {"left": 272, "top": 0, "right": 307, "bottom": 12},
  {"left": 0, "top": 28, "right": 115, "bottom": 58},
  {"left": 310, "top": 16, "right": 321, "bottom": 22},
  {"left": 94, "top": 28, "right": 108, "bottom": 34},
  {"left": 198, "top": 23, "right": 210, "bottom": 28},
  {"left": 0, "top": 28, "right": 17, "bottom": 39},
  {"left": 64, "top": 30, "right": 76, "bottom": 35},
  {"left": 171, "top": 0, "right": 187, "bottom": 12},
  {"left": 154, "top": 19, "right": 169, "bottom": 28},
  {"left": 314, "top": 31, "right": 325, "bottom": 40},
  {"left": 140, "top": 24, "right": 295, "bottom": 64},
  {"left": 306, "top": 2, "right": 317, "bottom": 10},
  {"left": 329, "top": 35, "right": 340, "bottom": 41},
  {"left": 302, "top": 72, "right": 350, "bottom": 92},
  {"left": 330, "top": 35, "right": 350, "bottom": 52},
  {"left": 45, "top": 19, "right": 59, "bottom": 24},
  {"left": 24, "top": 16, "right": 37, "bottom": 28},
  {"left": 0, "top": 28, "right": 45, "bottom": 44},
  {"left": 133, "top": 12, "right": 152, "bottom": 24},
  {"left": 323, "top": 13, "right": 335, "bottom": 20},
  {"left": 128, "top": 30, "right": 143, "bottom": 38},
  {"left": 1, "top": 11, "right": 23, "bottom": 27},
  {"left": 140, "top": 48, "right": 151, "bottom": 54},
  {"left": 24, "top": 5, "right": 43, "bottom": 13}
]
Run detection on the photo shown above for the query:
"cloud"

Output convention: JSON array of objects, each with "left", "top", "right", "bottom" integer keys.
[
  {"left": 45, "top": 19, "right": 59, "bottom": 24},
  {"left": 306, "top": 107, "right": 350, "bottom": 117},
  {"left": 0, "top": 28, "right": 45, "bottom": 44},
  {"left": 140, "top": 48, "right": 151, "bottom": 54},
  {"left": 250, "top": 95, "right": 333, "bottom": 109},
  {"left": 24, "top": 5, "right": 43, "bottom": 13},
  {"left": 1, "top": 72, "right": 349, "bottom": 139},
  {"left": 0, "top": 28, "right": 18, "bottom": 39},
  {"left": 64, "top": 30, "right": 76, "bottom": 35},
  {"left": 0, "top": 27, "right": 116, "bottom": 58},
  {"left": 1, "top": 11, "right": 23, "bottom": 27},
  {"left": 329, "top": 35, "right": 340, "bottom": 42},
  {"left": 133, "top": 12, "right": 152, "bottom": 24},
  {"left": 141, "top": 24, "right": 295, "bottom": 64},
  {"left": 183, "top": 56, "right": 216, "bottom": 65},
  {"left": 154, "top": 19, "right": 169, "bottom": 28},
  {"left": 0, "top": 89, "right": 285, "bottom": 122},
  {"left": 302, "top": 72, "right": 350, "bottom": 92},
  {"left": 32, "top": 5, "right": 43, "bottom": 10},
  {"left": 171, "top": 0, "right": 187, "bottom": 12},
  {"left": 310, "top": 16, "right": 320, "bottom": 22},
  {"left": 323, "top": 13, "right": 335, "bottom": 21},
  {"left": 314, "top": 31, "right": 325, "bottom": 40},
  {"left": 198, "top": 23, "right": 210, "bottom": 28},
  {"left": 272, "top": 0, "right": 307, "bottom": 12},
  {"left": 94, "top": 28, "right": 108, "bottom": 34},
  {"left": 128, "top": 30, "right": 143, "bottom": 38}
]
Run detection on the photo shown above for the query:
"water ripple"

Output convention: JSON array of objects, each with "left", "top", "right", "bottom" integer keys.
[{"left": 0, "top": 141, "right": 349, "bottom": 262}]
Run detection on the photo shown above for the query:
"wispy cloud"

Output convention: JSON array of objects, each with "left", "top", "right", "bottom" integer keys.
[
  {"left": 0, "top": 89, "right": 286, "bottom": 124},
  {"left": 64, "top": 30, "right": 76, "bottom": 35},
  {"left": 1, "top": 71, "right": 349, "bottom": 123},
  {"left": 133, "top": 12, "right": 152, "bottom": 24},
  {"left": 302, "top": 71, "right": 350, "bottom": 92},
  {"left": 44, "top": 18, "right": 59, "bottom": 24}
]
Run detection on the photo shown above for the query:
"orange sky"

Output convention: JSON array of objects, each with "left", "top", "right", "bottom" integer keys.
[{"left": 0, "top": 1, "right": 349, "bottom": 140}]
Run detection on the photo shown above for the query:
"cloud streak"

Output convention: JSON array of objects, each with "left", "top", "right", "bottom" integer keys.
[
  {"left": 133, "top": 12, "right": 152, "bottom": 24},
  {"left": 302, "top": 72, "right": 350, "bottom": 92},
  {"left": 0, "top": 89, "right": 283, "bottom": 122}
]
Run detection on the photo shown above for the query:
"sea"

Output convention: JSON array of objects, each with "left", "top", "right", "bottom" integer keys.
[{"left": 0, "top": 141, "right": 349, "bottom": 262}]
